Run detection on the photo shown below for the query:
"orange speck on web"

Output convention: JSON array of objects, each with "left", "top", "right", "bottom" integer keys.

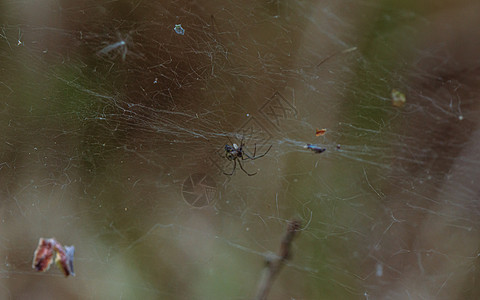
[{"left": 316, "top": 128, "right": 327, "bottom": 136}]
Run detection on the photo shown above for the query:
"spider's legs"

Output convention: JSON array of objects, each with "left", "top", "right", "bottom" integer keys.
[
  {"left": 238, "top": 160, "right": 257, "bottom": 176},
  {"left": 223, "top": 159, "right": 236, "bottom": 176},
  {"left": 244, "top": 144, "right": 272, "bottom": 160},
  {"left": 242, "top": 144, "right": 255, "bottom": 160}
]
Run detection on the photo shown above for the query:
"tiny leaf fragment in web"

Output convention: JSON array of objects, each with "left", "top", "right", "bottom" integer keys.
[{"left": 315, "top": 128, "right": 327, "bottom": 136}]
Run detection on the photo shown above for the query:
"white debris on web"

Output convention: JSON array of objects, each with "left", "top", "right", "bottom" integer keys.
[{"left": 174, "top": 24, "right": 185, "bottom": 35}]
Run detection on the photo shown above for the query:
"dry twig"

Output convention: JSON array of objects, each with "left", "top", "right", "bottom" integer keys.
[{"left": 254, "top": 220, "right": 301, "bottom": 300}]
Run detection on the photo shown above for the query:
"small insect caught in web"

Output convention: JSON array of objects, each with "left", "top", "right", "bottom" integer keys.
[
  {"left": 223, "top": 140, "right": 272, "bottom": 176},
  {"left": 305, "top": 144, "right": 326, "bottom": 154},
  {"left": 32, "top": 238, "right": 75, "bottom": 277}
]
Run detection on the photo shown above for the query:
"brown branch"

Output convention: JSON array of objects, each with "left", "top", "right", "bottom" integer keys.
[{"left": 254, "top": 220, "right": 301, "bottom": 300}]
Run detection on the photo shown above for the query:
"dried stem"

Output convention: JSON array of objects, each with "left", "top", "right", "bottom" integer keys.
[{"left": 254, "top": 220, "right": 301, "bottom": 300}]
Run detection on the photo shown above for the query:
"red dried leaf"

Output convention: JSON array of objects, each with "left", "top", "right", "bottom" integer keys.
[
  {"left": 32, "top": 238, "right": 55, "bottom": 272},
  {"left": 32, "top": 238, "right": 75, "bottom": 277}
]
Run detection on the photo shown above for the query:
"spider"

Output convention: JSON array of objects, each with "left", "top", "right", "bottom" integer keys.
[{"left": 223, "top": 140, "right": 272, "bottom": 176}]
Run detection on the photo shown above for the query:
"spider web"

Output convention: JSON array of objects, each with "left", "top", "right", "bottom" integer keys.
[{"left": 1, "top": 0, "right": 480, "bottom": 299}]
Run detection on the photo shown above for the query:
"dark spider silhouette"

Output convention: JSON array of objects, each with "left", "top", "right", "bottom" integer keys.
[{"left": 223, "top": 140, "right": 272, "bottom": 176}]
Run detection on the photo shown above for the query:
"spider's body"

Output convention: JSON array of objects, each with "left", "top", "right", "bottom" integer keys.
[
  {"left": 225, "top": 144, "right": 243, "bottom": 160},
  {"left": 223, "top": 141, "right": 272, "bottom": 176}
]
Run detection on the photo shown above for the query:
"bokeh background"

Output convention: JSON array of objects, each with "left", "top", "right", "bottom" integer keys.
[{"left": 1, "top": 0, "right": 480, "bottom": 299}]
